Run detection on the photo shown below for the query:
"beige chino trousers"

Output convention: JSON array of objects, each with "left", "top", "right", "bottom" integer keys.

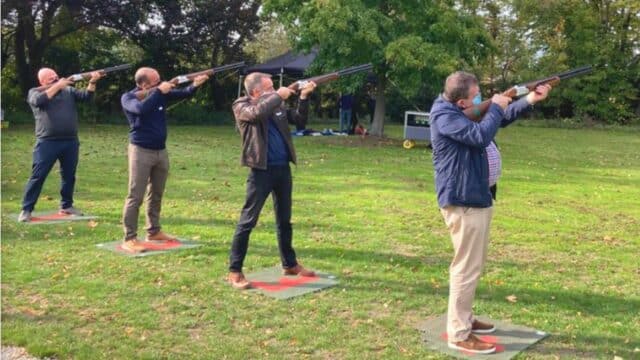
[{"left": 440, "top": 206, "right": 493, "bottom": 342}]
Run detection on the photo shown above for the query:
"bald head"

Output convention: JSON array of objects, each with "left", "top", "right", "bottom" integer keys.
[
  {"left": 38, "top": 68, "right": 59, "bottom": 86},
  {"left": 244, "top": 72, "right": 273, "bottom": 98},
  {"left": 134, "top": 67, "right": 160, "bottom": 88}
]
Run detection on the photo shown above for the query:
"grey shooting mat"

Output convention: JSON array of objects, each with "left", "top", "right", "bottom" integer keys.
[{"left": 417, "top": 315, "right": 548, "bottom": 359}]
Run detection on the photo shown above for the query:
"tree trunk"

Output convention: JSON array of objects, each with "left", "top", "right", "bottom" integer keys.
[
  {"left": 370, "top": 79, "right": 386, "bottom": 137},
  {"left": 14, "top": 7, "right": 35, "bottom": 97},
  {"left": 210, "top": 46, "right": 225, "bottom": 111},
  {"left": 13, "top": 2, "right": 58, "bottom": 96}
]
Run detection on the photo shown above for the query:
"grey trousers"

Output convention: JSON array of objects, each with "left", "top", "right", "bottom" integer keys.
[{"left": 122, "top": 144, "right": 169, "bottom": 240}]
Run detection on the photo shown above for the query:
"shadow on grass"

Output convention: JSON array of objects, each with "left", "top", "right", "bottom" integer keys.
[
  {"left": 484, "top": 283, "right": 640, "bottom": 318},
  {"left": 527, "top": 332, "right": 636, "bottom": 359},
  {"left": 234, "top": 242, "right": 451, "bottom": 296}
]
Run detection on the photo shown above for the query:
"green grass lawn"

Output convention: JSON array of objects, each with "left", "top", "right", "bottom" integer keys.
[{"left": 2, "top": 122, "right": 639, "bottom": 359}]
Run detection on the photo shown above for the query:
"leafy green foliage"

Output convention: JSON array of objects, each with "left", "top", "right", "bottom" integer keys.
[
  {"left": 243, "top": 19, "right": 292, "bottom": 63},
  {"left": 263, "top": 0, "right": 492, "bottom": 135},
  {"left": 1, "top": 0, "right": 261, "bottom": 114},
  {"left": 482, "top": 0, "right": 640, "bottom": 123}
]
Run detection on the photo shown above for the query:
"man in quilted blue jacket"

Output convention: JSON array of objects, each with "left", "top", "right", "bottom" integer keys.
[{"left": 430, "top": 71, "right": 551, "bottom": 354}]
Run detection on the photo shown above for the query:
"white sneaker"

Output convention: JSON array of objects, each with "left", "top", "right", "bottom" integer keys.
[{"left": 18, "top": 210, "right": 32, "bottom": 222}]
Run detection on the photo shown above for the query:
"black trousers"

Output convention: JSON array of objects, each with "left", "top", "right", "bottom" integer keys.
[{"left": 229, "top": 165, "right": 297, "bottom": 272}]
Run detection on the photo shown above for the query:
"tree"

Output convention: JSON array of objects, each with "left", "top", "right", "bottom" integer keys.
[
  {"left": 509, "top": 0, "right": 640, "bottom": 123},
  {"left": 473, "top": 0, "right": 535, "bottom": 94},
  {"left": 263, "top": 0, "right": 492, "bottom": 136},
  {"left": 243, "top": 18, "right": 291, "bottom": 63},
  {"left": 85, "top": 0, "right": 261, "bottom": 110},
  {"left": 1, "top": 0, "right": 263, "bottom": 113},
  {"left": 1, "top": 0, "right": 90, "bottom": 96},
  {"left": 180, "top": 0, "right": 261, "bottom": 110}
]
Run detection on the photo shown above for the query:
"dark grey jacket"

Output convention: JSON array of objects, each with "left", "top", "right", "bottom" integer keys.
[
  {"left": 27, "top": 86, "right": 93, "bottom": 140},
  {"left": 232, "top": 93, "right": 308, "bottom": 170}
]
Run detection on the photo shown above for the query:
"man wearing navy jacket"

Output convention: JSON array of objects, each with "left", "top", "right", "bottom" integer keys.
[
  {"left": 120, "top": 67, "right": 208, "bottom": 253},
  {"left": 430, "top": 71, "right": 550, "bottom": 354}
]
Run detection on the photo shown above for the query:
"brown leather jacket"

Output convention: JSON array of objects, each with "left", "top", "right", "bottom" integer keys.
[{"left": 232, "top": 93, "right": 309, "bottom": 170}]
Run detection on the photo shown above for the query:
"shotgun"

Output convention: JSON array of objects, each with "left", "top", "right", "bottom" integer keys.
[
  {"left": 287, "top": 63, "right": 373, "bottom": 92},
  {"left": 465, "top": 65, "right": 593, "bottom": 122},
  {"left": 33, "top": 63, "right": 132, "bottom": 92},
  {"left": 135, "top": 61, "right": 245, "bottom": 100}
]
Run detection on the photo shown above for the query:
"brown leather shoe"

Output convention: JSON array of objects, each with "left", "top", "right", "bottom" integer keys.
[
  {"left": 472, "top": 319, "right": 496, "bottom": 334},
  {"left": 121, "top": 239, "right": 147, "bottom": 253},
  {"left": 228, "top": 272, "right": 251, "bottom": 290},
  {"left": 448, "top": 334, "right": 496, "bottom": 354},
  {"left": 145, "top": 231, "right": 177, "bottom": 242},
  {"left": 282, "top": 264, "right": 315, "bottom": 277}
]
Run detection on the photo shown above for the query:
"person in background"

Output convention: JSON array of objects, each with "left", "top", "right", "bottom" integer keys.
[{"left": 339, "top": 93, "right": 353, "bottom": 133}]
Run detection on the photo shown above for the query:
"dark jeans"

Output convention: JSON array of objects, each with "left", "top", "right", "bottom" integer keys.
[
  {"left": 21, "top": 139, "right": 79, "bottom": 212},
  {"left": 229, "top": 165, "right": 297, "bottom": 272}
]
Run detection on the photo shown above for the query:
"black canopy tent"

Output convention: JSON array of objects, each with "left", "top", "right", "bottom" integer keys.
[{"left": 238, "top": 49, "right": 318, "bottom": 96}]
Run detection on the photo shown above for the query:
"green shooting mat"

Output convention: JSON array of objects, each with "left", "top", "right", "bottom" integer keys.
[
  {"left": 13, "top": 211, "right": 98, "bottom": 225},
  {"left": 245, "top": 266, "right": 339, "bottom": 300},
  {"left": 417, "top": 315, "right": 548, "bottom": 359},
  {"left": 96, "top": 239, "right": 201, "bottom": 257}
]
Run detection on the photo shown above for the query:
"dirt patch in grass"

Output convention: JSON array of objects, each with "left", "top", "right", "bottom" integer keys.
[
  {"left": 389, "top": 243, "right": 423, "bottom": 259},
  {"left": 1, "top": 346, "right": 54, "bottom": 360},
  {"left": 312, "top": 135, "right": 403, "bottom": 148}
]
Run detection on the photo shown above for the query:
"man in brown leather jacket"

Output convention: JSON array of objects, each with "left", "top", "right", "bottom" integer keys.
[{"left": 228, "top": 72, "right": 317, "bottom": 289}]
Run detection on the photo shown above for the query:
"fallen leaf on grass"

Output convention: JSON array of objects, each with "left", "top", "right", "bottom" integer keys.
[
  {"left": 21, "top": 307, "right": 45, "bottom": 317},
  {"left": 88, "top": 220, "right": 98, "bottom": 228},
  {"left": 506, "top": 295, "right": 518, "bottom": 303}
]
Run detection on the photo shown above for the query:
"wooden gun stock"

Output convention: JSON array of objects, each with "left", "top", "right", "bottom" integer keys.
[{"left": 464, "top": 66, "right": 592, "bottom": 122}]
